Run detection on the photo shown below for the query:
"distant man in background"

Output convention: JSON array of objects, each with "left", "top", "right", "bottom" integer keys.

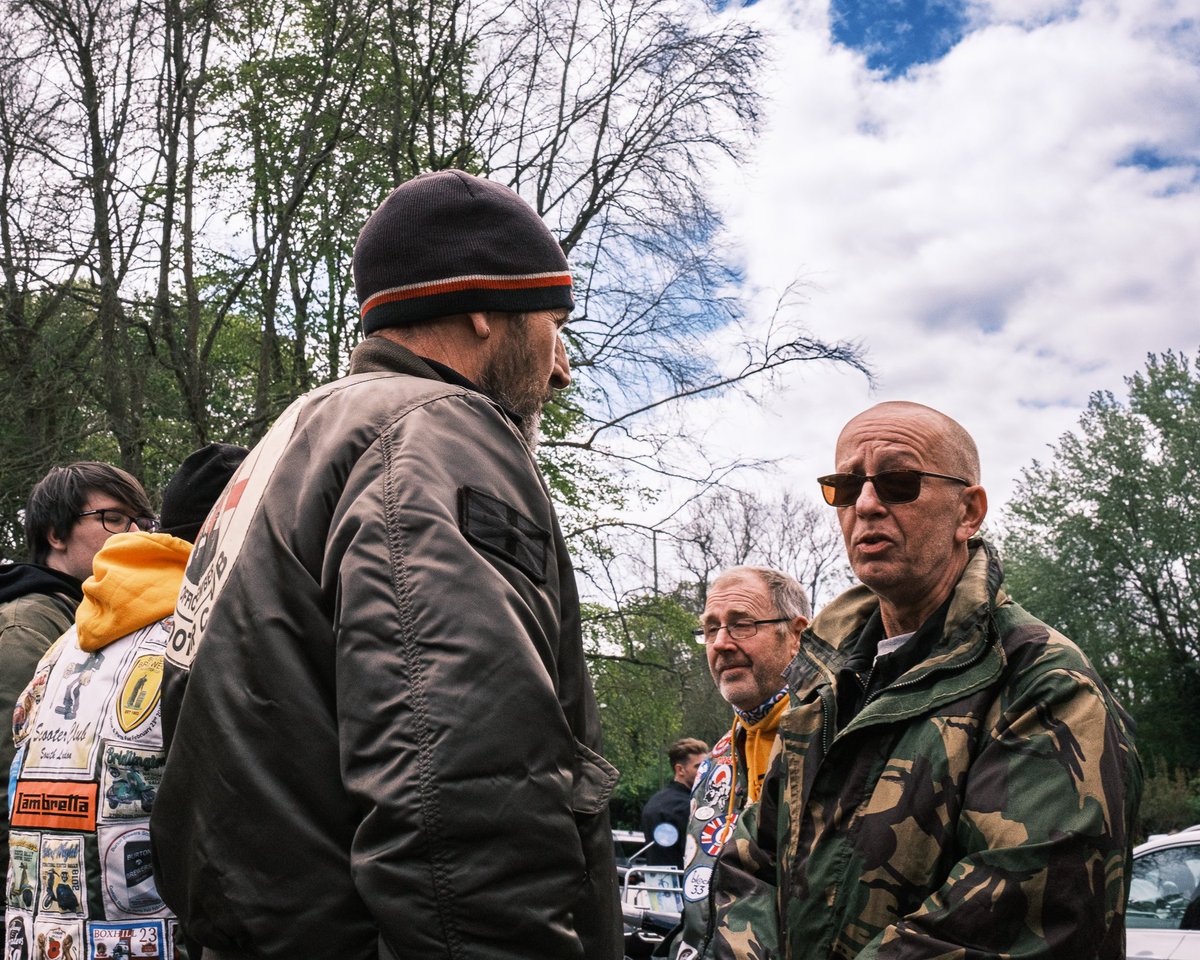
[
  {"left": 0, "top": 461, "right": 154, "bottom": 867},
  {"left": 673, "top": 566, "right": 809, "bottom": 959},
  {"left": 713, "top": 400, "right": 1143, "bottom": 959},
  {"left": 641, "top": 738, "right": 708, "bottom": 868},
  {"left": 152, "top": 170, "right": 621, "bottom": 960},
  {"left": 4, "top": 443, "right": 246, "bottom": 957}
]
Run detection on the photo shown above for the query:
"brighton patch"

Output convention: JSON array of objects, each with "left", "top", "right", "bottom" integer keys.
[
  {"left": 99, "top": 744, "right": 163, "bottom": 821},
  {"left": 99, "top": 826, "right": 164, "bottom": 919},
  {"left": 7, "top": 831, "right": 40, "bottom": 911},
  {"left": 114, "top": 654, "right": 162, "bottom": 735},
  {"left": 37, "top": 834, "right": 86, "bottom": 918},
  {"left": 11, "top": 782, "right": 98, "bottom": 833},
  {"left": 699, "top": 814, "right": 737, "bottom": 856},
  {"left": 88, "top": 919, "right": 167, "bottom": 960},
  {"left": 682, "top": 865, "right": 713, "bottom": 903}
]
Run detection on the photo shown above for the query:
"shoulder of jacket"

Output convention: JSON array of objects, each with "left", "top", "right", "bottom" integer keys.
[{"left": 0, "top": 593, "right": 72, "bottom": 635}]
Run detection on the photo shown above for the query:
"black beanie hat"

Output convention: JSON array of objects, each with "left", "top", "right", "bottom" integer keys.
[
  {"left": 160, "top": 443, "right": 249, "bottom": 543},
  {"left": 353, "top": 169, "right": 574, "bottom": 333}
]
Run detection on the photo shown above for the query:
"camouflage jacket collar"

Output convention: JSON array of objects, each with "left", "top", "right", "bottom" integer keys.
[{"left": 785, "top": 538, "right": 1009, "bottom": 724}]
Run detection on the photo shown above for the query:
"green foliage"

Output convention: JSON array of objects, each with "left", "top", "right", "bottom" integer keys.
[
  {"left": 585, "top": 593, "right": 730, "bottom": 827},
  {"left": 1002, "top": 349, "right": 1200, "bottom": 770},
  {"left": 1139, "top": 766, "right": 1200, "bottom": 839}
]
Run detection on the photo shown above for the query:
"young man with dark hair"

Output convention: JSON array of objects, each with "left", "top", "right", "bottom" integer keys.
[
  {"left": 641, "top": 738, "right": 709, "bottom": 869},
  {"left": 4, "top": 443, "right": 246, "bottom": 957},
  {"left": 0, "top": 462, "right": 154, "bottom": 867}
]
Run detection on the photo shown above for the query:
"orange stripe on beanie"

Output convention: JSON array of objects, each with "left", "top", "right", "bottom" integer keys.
[{"left": 353, "top": 170, "right": 574, "bottom": 333}]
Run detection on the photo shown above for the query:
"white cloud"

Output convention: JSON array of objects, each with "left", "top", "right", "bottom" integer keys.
[{"left": 688, "top": 0, "right": 1200, "bottom": 521}]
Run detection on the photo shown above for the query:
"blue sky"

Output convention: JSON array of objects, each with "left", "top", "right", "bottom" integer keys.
[
  {"left": 830, "top": 0, "right": 969, "bottom": 76},
  {"left": 680, "top": 0, "right": 1200, "bottom": 521}
]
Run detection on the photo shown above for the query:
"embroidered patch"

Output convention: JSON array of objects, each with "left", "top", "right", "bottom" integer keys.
[
  {"left": 99, "top": 743, "right": 164, "bottom": 821},
  {"left": 458, "top": 487, "right": 549, "bottom": 584},
  {"left": 99, "top": 825, "right": 164, "bottom": 918},
  {"left": 88, "top": 918, "right": 167, "bottom": 959},
  {"left": 32, "top": 918, "right": 84, "bottom": 959},
  {"left": 682, "top": 865, "right": 713, "bottom": 902},
  {"left": 115, "top": 655, "right": 162, "bottom": 735},
  {"left": 12, "top": 782, "right": 98, "bottom": 832},
  {"left": 701, "top": 762, "right": 734, "bottom": 807},
  {"left": 699, "top": 814, "right": 737, "bottom": 856},
  {"left": 7, "top": 831, "right": 40, "bottom": 911},
  {"left": 38, "top": 833, "right": 87, "bottom": 918},
  {"left": 6, "top": 914, "right": 32, "bottom": 959},
  {"left": 683, "top": 833, "right": 698, "bottom": 868}
]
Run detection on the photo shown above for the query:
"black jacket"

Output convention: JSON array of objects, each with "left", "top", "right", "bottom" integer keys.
[{"left": 152, "top": 338, "right": 622, "bottom": 959}]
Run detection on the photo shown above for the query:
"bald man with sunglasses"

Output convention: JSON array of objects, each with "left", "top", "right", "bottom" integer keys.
[{"left": 709, "top": 401, "right": 1142, "bottom": 960}]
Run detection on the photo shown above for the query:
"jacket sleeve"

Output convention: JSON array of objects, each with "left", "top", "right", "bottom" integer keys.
[
  {"left": 0, "top": 603, "right": 71, "bottom": 858},
  {"left": 329, "top": 393, "right": 610, "bottom": 960},
  {"left": 860, "top": 659, "right": 1141, "bottom": 959}
]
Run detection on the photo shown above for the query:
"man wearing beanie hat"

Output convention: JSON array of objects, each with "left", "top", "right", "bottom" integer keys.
[
  {"left": 152, "top": 171, "right": 621, "bottom": 960},
  {"left": 4, "top": 443, "right": 246, "bottom": 958}
]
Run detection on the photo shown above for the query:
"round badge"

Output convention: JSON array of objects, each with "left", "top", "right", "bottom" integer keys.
[
  {"left": 693, "top": 804, "right": 715, "bottom": 821},
  {"left": 699, "top": 814, "right": 738, "bottom": 856},
  {"left": 684, "top": 833, "right": 698, "bottom": 867},
  {"left": 677, "top": 946, "right": 699, "bottom": 960},
  {"left": 682, "top": 865, "right": 713, "bottom": 902}
]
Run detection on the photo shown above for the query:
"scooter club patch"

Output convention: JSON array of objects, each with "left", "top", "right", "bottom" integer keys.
[{"left": 699, "top": 814, "right": 737, "bottom": 856}]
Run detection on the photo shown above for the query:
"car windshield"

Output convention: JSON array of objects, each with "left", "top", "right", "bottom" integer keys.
[{"left": 1128, "top": 842, "right": 1200, "bottom": 930}]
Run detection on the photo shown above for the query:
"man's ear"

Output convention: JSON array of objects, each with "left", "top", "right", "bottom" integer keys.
[
  {"left": 45, "top": 526, "right": 69, "bottom": 554},
  {"left": 787, "top": 617, "right": 807, "bottom": 657},
  {"left": 956, "top": 486, "right": 988, "bottom": 543},
  {"left": 467, "top": 311, "right": 493, "bottom": 340}
]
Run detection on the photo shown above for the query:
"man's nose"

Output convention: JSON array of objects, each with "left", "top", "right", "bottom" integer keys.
[
  {"left": 854, "top": 478, "right": 888, "bottom": 514},
  {"left": 710, "top": 626, "right": 739, "bottom": 651},
  {"left": 551, "top": 334, "right": 571, "bottom": 390}
]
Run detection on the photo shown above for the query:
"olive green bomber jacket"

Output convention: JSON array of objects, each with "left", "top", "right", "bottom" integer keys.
[{"left": 710, "top": 538, "right": 1142, "bottom": 959}]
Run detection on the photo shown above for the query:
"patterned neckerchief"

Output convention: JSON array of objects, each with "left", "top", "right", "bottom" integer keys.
[{"left": 733, "top": 686, "right": 788, "bottom": 726}]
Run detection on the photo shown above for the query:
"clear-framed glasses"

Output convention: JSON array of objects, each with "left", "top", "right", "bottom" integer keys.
[
  {"left": 693, "top": 617, "right": 790, "bottom": 645},
  {"left": 817, "top": 470, "right": 969, "bottom": 507},
  {"left": 76, "top": 508, "right": 160, "bottom": 534}
]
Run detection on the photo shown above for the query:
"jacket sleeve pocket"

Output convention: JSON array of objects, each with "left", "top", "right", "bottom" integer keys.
[
  {"left": 458, "top": 485, "right": 550, "bottom": 584},
  {"left": 572, "top": 738, "right": 619, "bottom": 815}
]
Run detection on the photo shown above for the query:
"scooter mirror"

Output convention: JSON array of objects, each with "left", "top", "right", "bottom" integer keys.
[{"left": 652, "top": 821, "right": 679, "bottom": 848}]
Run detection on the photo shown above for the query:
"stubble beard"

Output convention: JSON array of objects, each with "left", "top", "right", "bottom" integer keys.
[{"left": 478, "top": 323, "right": 550, "bottom": 449}]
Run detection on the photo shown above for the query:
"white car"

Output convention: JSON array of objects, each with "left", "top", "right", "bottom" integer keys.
[{"left": 1128, "top": 825, "right": 1200, "bottom": 958}]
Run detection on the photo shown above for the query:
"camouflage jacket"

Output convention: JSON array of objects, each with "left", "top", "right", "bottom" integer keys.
[{"left": 711, "top": 537, "right": 1142, "bottom": 959}]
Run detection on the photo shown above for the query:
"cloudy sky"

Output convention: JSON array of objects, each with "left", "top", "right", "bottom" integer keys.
[{"left": 685, "top": 0, "right": 1199, "bottom": 527}]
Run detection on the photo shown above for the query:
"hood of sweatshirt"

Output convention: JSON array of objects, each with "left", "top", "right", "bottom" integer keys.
[
  {"left": 0, "top": 562, "right": 83, "bottom": 606},
  {"left": 76, "top": 532, "right": 192, "bottom": 652}
]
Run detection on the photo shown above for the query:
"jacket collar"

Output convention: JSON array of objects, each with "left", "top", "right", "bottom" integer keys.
[
  {"left": 348, "top": 336, "right": 525, "bottom": 428},
  {"left": 786, "top": 538, "right": 1007, "bottom": 707}
]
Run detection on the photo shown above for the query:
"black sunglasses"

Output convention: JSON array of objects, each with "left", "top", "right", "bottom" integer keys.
[{"left": 817, "top": 470, "right": 970, "bottom": 507}]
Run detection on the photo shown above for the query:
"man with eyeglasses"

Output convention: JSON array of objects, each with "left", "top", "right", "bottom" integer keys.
[
  {"left": 0, "top": 461, "right": 154, "bottom": 868},
  {"left": 151, "top": 171, "right": 621, "bottom": 960},
  {"left": 4, "top": 443, "right": 245, "bottom": 957},
  {"left": 672, "top": 566, "right": 809, "bottom": 960},
  {"left": 709, "top": 401, "right": 1142, "bottom": 960}
]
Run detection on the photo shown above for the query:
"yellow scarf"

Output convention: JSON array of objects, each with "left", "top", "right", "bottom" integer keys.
[{"left": 736, "top": 695, "right": 790, "bottom": 803}]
